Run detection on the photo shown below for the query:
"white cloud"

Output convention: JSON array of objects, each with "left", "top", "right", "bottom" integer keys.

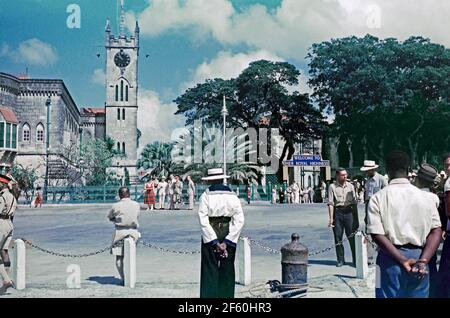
[
  {"left": 137, "top": 88, "right": 185, "bottom": 154},
  {"left": 91, "top": 68, "right": 106, "bottom": 86},
  {"left": 129, "top": 0, "right": 450, "bottom": 61},
  {"left": 126, "top": 0, "right": 234, "bottom": 42},
  {"left": 181, "top": 50, "right": 284, "bottom": 92},
  {"left": 1, "top": 38, "right": 58, "bottom": 66}
]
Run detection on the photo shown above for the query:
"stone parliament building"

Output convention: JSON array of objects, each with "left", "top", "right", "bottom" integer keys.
[{"left": 0, "top": 2, "right": 140, "bottom": 187}]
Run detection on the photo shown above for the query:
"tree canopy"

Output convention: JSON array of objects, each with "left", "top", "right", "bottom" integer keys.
[
  {"left": 307, "top": 35, "right": 450, "bottom": 167},
  {"left": 174, "top": 60, "right": 327, "bottom": 181}
]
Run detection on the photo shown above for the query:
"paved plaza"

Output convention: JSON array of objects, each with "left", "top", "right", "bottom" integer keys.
[{"left": 1, "top": 201, "right": 374, "bottom": 298}]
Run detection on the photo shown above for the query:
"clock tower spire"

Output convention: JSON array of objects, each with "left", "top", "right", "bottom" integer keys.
[{"left": 104, "top": 0, "right": 140, "bottom": 179}]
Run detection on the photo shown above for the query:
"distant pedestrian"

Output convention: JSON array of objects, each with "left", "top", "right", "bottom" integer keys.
[
  {"left": 360, "top": 160, "right": 387, "bottom": 229},
  {"left": 157, "top": 176, "right": 167, "bottom": 209},
  {"left": 247, "top": 185, "right": 251, "bottom": 205},
  {"left": 144, "top": 177, "right": 156, "bottom": 211},
  {"left": 33, "top": 186, "right": 43, "bottom": 208},
  {"left": 327, "top": 168, "right": 359, "bottom": 267},
  {"left": 187, "top": 175, "right": 196, "bottom": 210}
]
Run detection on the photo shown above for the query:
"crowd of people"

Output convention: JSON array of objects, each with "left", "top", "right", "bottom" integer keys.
[{"left": 327, "top": 151, "right": 450, "bottom": 298}]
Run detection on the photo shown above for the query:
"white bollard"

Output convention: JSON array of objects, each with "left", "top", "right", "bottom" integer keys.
[
  {"left": 237, "top": 237, "right": 251, "bottom": 286},
  {"left": 355, "top": 232, "right": 369, "bottom": 279},
  {"left": 124, "top": 238, "right": 136, "bottom": 288},
  {"left": 13, "top": 239, "right": 26, "bottom": 290}
]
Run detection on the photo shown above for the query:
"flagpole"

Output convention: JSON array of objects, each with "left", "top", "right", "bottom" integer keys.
[{"left": 222, "top": 95, "right": 228, "bottom": 185}]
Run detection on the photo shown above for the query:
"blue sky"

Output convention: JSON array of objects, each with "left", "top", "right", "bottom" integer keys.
[{"left": 1, "top": 0, "right": 449, "bottom": 147}]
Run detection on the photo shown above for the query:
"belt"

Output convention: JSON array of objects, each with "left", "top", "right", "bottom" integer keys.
[
  {"left": 115, "top": 225, "right": 138, "bottom": 230},
  {"left": 0, "top": 215, "right": 10, "bottom": 220},
  {"left": 394, "top": 244, "right": 422, "bottom": 249},
  {"left": 335, "top": 206, "right": 352, "bottom": 212},
  {"left": 209, "top": 216, "right": 231, "bottom": 222}
]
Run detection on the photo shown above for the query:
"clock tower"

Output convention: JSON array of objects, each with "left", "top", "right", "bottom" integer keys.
[{"left": 105, "top": 0, "right": 139, "bottom": 178}]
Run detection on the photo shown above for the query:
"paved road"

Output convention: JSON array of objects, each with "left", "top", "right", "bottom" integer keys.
[{"left": 1, "top": 201, "right": 374, "bottom": 298}]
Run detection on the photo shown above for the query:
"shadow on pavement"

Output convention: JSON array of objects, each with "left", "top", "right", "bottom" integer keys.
[
  {"left": 308, "top": 259, "right": 338, "bottom": 266},
  {"left": 87, "top": 276, "right": 123, "bottom": 286}
]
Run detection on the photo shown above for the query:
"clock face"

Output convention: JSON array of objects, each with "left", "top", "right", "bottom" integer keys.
[{"left": 114, "top": 50, "right": 131, "bottom": 68}]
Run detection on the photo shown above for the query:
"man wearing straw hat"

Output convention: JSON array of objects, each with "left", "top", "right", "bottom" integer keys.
[
  {"left": 0, "top": 174, "right": 17, "bottom": 294},
  {"left": 198, "top": 168, "right": 244, "bottom": 298},
  {"left": 361, "top": 160, "right": 388, "bottom": 227}
]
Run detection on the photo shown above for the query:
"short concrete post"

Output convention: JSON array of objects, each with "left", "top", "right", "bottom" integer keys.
[
  {"left": 237, "top": 237, "right": 251, "bottom": 286},
  {"left": 13, "top": 239, "right": 26, "bottom": 290},
  {"left": 124, "top": 238, "right": 136, "bottom": 288},
  {"left": 355, "top": 232, "right": 368, "bottom": 279}
]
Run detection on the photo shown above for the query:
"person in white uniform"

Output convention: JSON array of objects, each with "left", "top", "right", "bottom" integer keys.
[{"left": 198, "top": 168, "right": 244, "bottom": 298}]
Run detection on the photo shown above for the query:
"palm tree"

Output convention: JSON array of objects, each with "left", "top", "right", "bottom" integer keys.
[
  {"left": 137, "top": 142, "right": 174, "bottom": 177},
  {"left": 173, "top": 124, "right": 262, "bottom": 184}
]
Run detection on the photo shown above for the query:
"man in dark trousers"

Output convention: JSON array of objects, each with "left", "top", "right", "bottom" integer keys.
[
  {"left": 198, "top": 168, "right": 244, "bottom": 298},
  {"left": 327, "top": 167, "right": 359, "bottom": 267},
  {"left": 367, "top": 151, "right": 442, "bottom": 298}
]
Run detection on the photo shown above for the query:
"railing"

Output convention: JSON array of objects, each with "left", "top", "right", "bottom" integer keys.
[{"left": 19, "top": 184, "right": 274, "bottom": 204}]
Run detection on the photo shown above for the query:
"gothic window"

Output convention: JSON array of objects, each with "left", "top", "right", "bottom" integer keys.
[
  {"left": 36, "top": 123, "right": 44, "bottom": 143},
  {"left": 0, "top": 122, "right": 4, "bottom": 148},
  {"left": 12, "top": 124, "right": 17, "bottom": 148},
  {"left": 122, "top": 142, "right": 126, "bottom": 154},
  {"left": 117, "top": 108, "right": 121, "bottom": 121},
  {"left": 125, "top": 85, "right": 129, "bottom": 102},
  {"left": 120, "top": 80, "right": 124, "bottom": 101},
  {"left": 117, "top": 142, "right": 121, "bottom": 153},
  {"left": 23, "top": 123, "right": 31, "bottom": 142},
  {"left": 115, "top": 85, "right": 119, "bottom": 102},
  {"left": 122, "top": 108, "right": 125, "bottom": 120}
]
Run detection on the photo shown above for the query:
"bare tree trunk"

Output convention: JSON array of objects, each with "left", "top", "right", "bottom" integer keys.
[
  {"left": 362, "top": 136, "right": 368, "bottom": 160},
  {"left": 347, "top": 139, "right": 354, "bottom": 168},
  {"left": 407, "top": 137, "right": 419, "bottom": 168}
]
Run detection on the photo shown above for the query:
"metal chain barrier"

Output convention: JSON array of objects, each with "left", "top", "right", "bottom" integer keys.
[
  {"left": 21, "top": 238, "right": 124, "bottom": 258},
  {"left": 247, "top": 230, "right": 359, "bottom": 257},
  {"left": 21, "top": 230, "right": 365, "bottom": 259},
  {"left": 138, "top": 240, "right": 201, "bottom": 255}
]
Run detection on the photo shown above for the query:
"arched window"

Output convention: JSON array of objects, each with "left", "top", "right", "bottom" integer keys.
[
  {"left": 117, "top": 108, "right": 121, "bottom": 121},
  {"left": 122, "top": 108, "right": 125, "bottom": 120},
  {"left": 117, "top": 142, "right": 121, "bottom": 153},
  {"left": 23, "top": 123, "right": 31, "bottom": 142},
  {"left": 115, "top": 85, "right": 119, "bottom": 102},
  {"left": 122, "top": 142, "right": 126, "bottom": 154},
  {"left": 125, "top": 85, "right": 129, "bottom": 101},
  {"left": 120, "top": 80, "right": 124, "bottom": 101},
  {"left": 36, "top": 123, "right": 44, "bottom": 143}
]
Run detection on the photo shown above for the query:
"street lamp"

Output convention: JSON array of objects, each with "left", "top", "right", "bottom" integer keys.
[
  {"left": 44, "top": 96, "right": 51, "bottom": 203},
  {"left": 222, "top": 95, "right": 228, "bottom": 185}
]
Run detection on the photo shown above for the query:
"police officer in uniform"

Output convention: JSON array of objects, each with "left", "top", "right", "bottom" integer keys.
[
  {"left": 0, "top": 174, "right": 17, "bottom": 294},
  {"left": 108, "top": 187, "right": 141, "bottom": 285},
  {"left": 198, "top": 168, "right": 244, "bottom": 298}
]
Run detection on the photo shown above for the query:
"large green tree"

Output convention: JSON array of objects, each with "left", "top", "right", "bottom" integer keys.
[
  {"left": 80, "top": 138, "right": 118, "bottom": 185},
  {"left": 307, "top": 35, "right": 450, "bottom": 167},
  {"left": 175, "top": 60, "right": 327, "bottom": 181}
]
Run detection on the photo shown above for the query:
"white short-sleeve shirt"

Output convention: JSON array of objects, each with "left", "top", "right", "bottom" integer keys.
[{"left": 367, "top": 178, "right": 441, "bottom": 246}]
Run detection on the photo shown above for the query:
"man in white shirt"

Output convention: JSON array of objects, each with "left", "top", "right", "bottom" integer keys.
[
  {"left": 157, "top": 176, "right": 167, "bottom": 209},
  {"left": 108, "top": 187, "right": 141, "bottom": 285},
  {"left": 198, "top": 168, "right": 244, "bottom": 298},
  {"left": 367, "top": 151, "right": 442, "bottom": 298}
]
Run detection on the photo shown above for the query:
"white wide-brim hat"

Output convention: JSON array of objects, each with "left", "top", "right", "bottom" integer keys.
[
  {"left": 360, "top": 160, "right": 379, "bottom": 172},
  {"left": 202, "top": 168, "right": 231, "bottom": 181}
]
